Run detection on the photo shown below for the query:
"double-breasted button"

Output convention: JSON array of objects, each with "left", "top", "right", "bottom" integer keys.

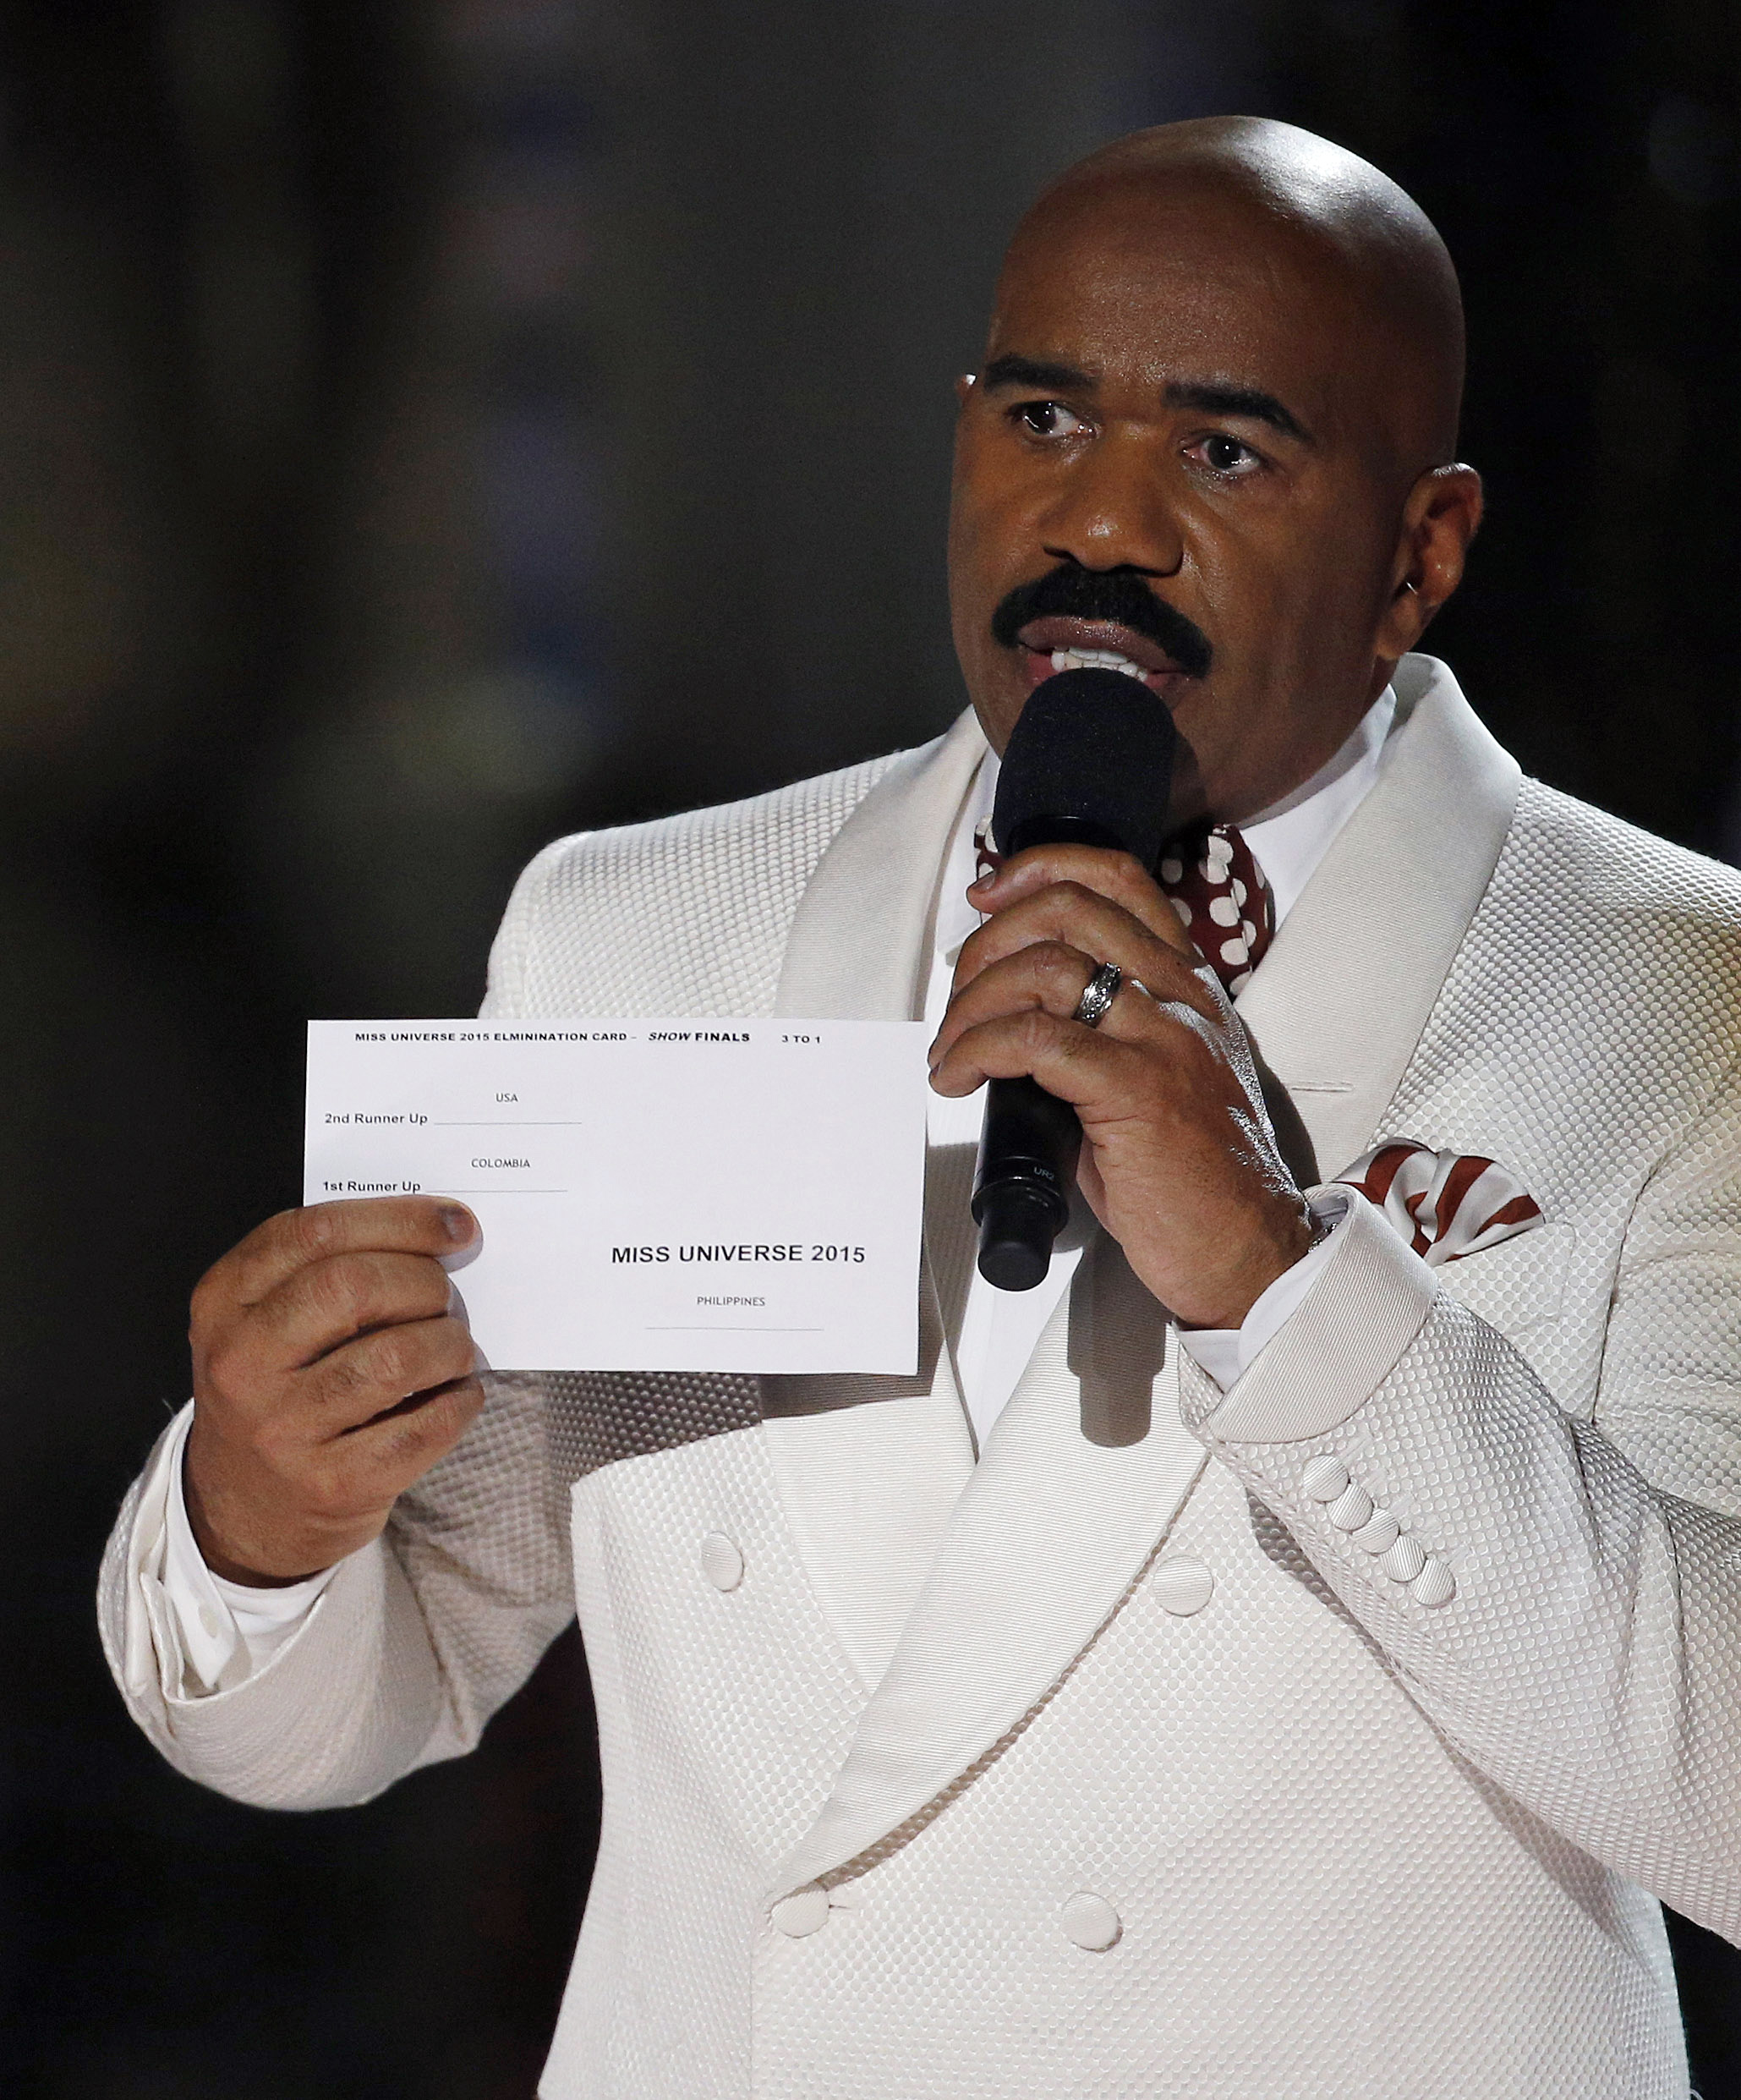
[
  {"left": 1152, "top": 1556, "right": 1215, "bottom": 1616},
  {"left": 1060, "top": 1892, "right": 1122, "bottom": 1950},
  {"left": 771, "top": 1885, "right": 830, "bottom": 1938},
  {"left": 699, "top": 1533, "right": 744, "bottom": 1592}
]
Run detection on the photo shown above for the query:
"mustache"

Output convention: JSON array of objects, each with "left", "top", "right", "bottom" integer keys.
[{"left": 989, "top": 564, "right": 1213, "bottom": 681}]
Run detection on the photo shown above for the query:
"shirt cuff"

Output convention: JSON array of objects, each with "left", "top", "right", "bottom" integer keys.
[
  {"left": 1174, "top": 1190, "right": 1355, "bottom": 1391},
  {"left": 159, "top": 1410, "right": 341, "bottom": 1695}
]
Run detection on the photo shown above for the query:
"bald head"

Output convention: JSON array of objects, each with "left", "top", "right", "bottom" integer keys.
[
  {"left": 1000, "top": 117, "right": 1465, "bottom": 478},
  {"left": 948, "top": 115, "right": 1484, "bottom": 819}
]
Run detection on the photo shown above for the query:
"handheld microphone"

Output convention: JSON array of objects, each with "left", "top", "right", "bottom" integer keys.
[{"left": 971, "top": 666, "right": 1179, "bottom": 1291}]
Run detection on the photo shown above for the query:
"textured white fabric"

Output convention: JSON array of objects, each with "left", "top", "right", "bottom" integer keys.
[{"left": 97, "top": 655, "right": 1741, "bottom": 2098}]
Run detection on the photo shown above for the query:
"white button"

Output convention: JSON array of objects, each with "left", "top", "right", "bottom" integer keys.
[
  {"left": 1152, "top": 1556, "right": 1215, "bottom": 1616},
  {"left": 1301, "top": 1453, "right": 1350, "bottom": 1503},
  {"left": 1060, "top": 1891, "right": 1122, "bottom": 1950},
  {"left": 1382, "top": 1534, "right": 1426, "bottom": 1582},
  {"left": 1327, "top": 1483, "right": 1374, "bottom": 1532},
  {"left": 700, "top": 1533, "right": 744, "bottom": 1592},
  {"left": 198, "top": 1604, "right": 222, "bottom": 1639},
  {"left": 771, "top": 1885, "right": 830, "bottom": 1938},
  {"left": 1351, "top": 1509, "right": 1400, "bottom": 1554},
  {"left": 1412, "top": 1557, "right": 1457, "bottom": 1607}
]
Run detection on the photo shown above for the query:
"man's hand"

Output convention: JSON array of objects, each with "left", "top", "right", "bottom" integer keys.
[
  {"left": 184, "top": 1197, "right": 485, "bottom": 1585},
  {"left": 928, "top": 845, "right": 1312, "bottom": 1329}
]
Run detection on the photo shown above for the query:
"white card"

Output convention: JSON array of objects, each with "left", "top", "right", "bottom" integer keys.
[{"left": 304, "top": 1019, "right": 928, "bottom": 1374}]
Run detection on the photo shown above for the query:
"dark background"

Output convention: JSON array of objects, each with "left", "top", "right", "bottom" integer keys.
[{"left": 3, "top": 3, "right": 1739, "bottom": 2095}]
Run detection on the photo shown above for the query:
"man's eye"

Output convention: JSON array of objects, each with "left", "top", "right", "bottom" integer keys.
[
  {"left": 1011, "top": 399, "right": 1090, "bottom": 439},
  {"left": 1191, "top": 432, "right": 1261, "bottom": 475}
]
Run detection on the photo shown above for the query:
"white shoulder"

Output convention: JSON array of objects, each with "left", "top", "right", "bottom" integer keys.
[
  {"left": 482, "top": 748, "right": 904, "bottom": 1019},
  {"left": 1444, "top": 778, "right": 1741, "bottom": 1127},
  {"left": 1518, "top": 777, "right": 1741, "bottom": 933}
]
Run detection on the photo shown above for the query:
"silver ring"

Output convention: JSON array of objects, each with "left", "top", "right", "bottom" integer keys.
[{"left": 1072, "top": 961, "right": 1123, "bottom": 1028}]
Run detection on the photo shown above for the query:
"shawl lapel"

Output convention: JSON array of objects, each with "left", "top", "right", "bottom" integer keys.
[
  {"left": 759, "top": 710, "right": 986, "bottom": 1693},
  {"left": 775, "top": 709, "right": 988, "bottom": 1022},
  {"left": 1235, "top": 655, "right": 1521, "bottom": 1178}
]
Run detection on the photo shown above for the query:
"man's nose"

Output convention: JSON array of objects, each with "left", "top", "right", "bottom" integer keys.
[{"left": 1034, "top": 431, "right": 1185, "bottom": 577}]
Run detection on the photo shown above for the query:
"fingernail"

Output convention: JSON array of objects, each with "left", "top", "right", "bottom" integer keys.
[{"left": 440, "top": 1204, "right": 477, "bottom": 1246}]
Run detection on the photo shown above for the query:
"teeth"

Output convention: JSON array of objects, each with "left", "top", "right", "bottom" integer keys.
[{"left": 1051, "top": 647, "right": 1146, "bottom": 680}]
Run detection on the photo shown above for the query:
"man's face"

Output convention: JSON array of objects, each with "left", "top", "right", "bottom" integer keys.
[{"left": 948, "top": 179, "right": 1419, "bottom": 826}]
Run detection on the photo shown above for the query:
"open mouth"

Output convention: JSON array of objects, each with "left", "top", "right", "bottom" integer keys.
[{"left": 1016, "top": 617, "right": 1196, "bottom": 694}]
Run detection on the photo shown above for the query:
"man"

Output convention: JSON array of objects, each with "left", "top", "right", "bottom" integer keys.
[{"left": 101, "top": 118, "right": 1741, "bottom": 2097}]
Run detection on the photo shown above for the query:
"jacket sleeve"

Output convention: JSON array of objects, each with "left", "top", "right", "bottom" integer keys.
[
  {"left": 1182, "top": 1066, "right": 1741, "bottom": 1945},
  {"left": 98, "top": 1367, "right": 576, "bottom": 1812},
  {"left": 96, "top": 855, "right": 587, "bottom": 1807}
]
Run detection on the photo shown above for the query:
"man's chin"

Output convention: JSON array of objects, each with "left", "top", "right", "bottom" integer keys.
[{"left": 960, "top": 661, "right": 1028, "bottom": 755}]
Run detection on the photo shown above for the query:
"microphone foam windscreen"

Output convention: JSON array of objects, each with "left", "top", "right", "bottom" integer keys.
[{"left": 992, "top": 666, "right": 1179, "bottom": 872}]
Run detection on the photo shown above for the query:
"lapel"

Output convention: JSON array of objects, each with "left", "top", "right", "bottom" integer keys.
[
  {"left": 774, "top": 1234, "right": 1207, "bottom": 1894},
  {"left": 1235, "top": 654, "right": 1521, "bottom": 1180},
  {"left": 775, "top": 708, "right": 988, "bottom": 1022},
  {"left": 761, "top": 710, "right": 987, "bottom": 1692},
  {"left": 758, "top": 1225, "right": 975, "bottom": 1698}
]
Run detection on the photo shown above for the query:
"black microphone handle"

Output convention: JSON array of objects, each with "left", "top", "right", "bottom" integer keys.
[
  {"left": 967, "top": 813, "right": 1118, "bottom": 1291},
  {"left": 971, "top": 1074, "right": 1081, "bottom": 1292},
  {"left": 969, "top": 666, "right": 1178, "bottom": 1291}
]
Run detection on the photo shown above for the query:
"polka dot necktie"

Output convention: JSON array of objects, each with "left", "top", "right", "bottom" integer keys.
[
  {"left": 974, "top": 819, "right": 1276, "bottom": 998},
  {"left": 1156, "top": 825, "right": 1275, "bottom": 996}
]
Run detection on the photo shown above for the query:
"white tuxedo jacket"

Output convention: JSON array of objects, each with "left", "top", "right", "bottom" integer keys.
[{"left": 102, "top": 657, "right": 1741, "bottom": 2098}]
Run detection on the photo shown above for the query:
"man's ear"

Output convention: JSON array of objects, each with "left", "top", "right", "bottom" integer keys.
[
  {"left": 955, "top": 372, "right": 977, "bottom": 408},
  {"left": 1373, "top": 463, "right": 1484, "bottom": 669}
]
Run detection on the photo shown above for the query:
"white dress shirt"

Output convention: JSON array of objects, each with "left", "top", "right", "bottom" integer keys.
[
  {"left": 149, "top": 1406, "right": 338, "bottom": 1693},
  {"left": 151, "top": 684, "right": 1399, "bottom": 1692}
]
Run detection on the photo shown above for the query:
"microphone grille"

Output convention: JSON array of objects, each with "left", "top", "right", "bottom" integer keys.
[{"left": 992, "top": 667, "right": 1179, "bottom": 871}]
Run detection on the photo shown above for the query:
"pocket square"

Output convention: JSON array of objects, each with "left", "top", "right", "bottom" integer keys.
[{"left": 1335, "top": 1139, "right": 1543, "bottom": 1267}]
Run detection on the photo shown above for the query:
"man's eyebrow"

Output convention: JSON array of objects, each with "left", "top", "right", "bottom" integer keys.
[
  {"left": 1163, "top": 379, "right": 1313, "bottom": 444},
  {"left": 979, "top": 354, "right": 1098, "bottom": 393}
]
